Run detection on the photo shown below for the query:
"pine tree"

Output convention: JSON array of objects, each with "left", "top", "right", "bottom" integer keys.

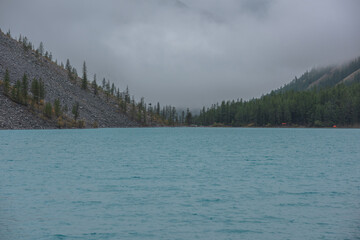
[
  {"left": 81, "top": 61, "right": 87, "bottom": 90},
  {"left": 3, "top": 69, "right": 10, "bottom": 96}
]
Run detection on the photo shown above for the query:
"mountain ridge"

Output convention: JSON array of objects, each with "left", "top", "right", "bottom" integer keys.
[
  {"left": 278, "top": 57, "right": 360, "bottom": 92},
  {"left": 0, "top": 31, "right": 141, "bottom": 129}
]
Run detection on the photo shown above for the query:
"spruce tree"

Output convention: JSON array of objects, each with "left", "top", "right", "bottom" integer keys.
[{"left": 81, "top": 61, "right": 87, "bottom": 90}]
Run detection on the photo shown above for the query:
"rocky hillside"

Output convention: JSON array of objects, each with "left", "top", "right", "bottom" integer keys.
[
  {"left": 278, "top": 57, "right": 360, "bottom": 92},
  {"left": 0, "top": 31, "right": 140, "bottom": 129}
]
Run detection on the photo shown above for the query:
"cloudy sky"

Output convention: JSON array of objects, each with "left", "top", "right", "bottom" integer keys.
[{"left": 1, "top": 0, "right": 360, "bottom": 109}]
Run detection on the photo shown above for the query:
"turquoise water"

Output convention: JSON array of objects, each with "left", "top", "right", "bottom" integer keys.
[{"left": 0, "top": 128, "right": 359, "bottom": 239}]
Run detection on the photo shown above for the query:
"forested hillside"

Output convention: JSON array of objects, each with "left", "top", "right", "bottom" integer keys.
[
  {"left": 0, "top": 29, "right": 182, "bottom": 129},
  {"left": 278, "top": 57, "right": 360, "bottom": 92},
  {"left": 194, "top": 59, "right": 360, "bottom": 127}
]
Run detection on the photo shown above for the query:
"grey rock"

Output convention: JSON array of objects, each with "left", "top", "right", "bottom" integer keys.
[{"left": 0, "top": 32, "right": 140, "bottom": 129}]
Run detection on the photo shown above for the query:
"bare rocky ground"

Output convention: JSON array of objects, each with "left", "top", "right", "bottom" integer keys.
[{"left": 0, "top": 32, "right": 140, "bottom": 129}]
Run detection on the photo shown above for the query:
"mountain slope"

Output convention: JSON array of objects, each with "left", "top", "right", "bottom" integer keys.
[
  {"left": 194, "top": 56, "right": 360, "bottom": 127},
  {"left": 0, "top": 31, "right": 139, "bottom": 129},
  {"left": 278, "top": 57, "right": 360, "bottom": 92}
]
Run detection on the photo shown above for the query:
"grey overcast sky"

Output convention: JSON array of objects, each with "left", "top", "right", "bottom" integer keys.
[{"left": 1, "top": 0, "right": 360, "bottom": 109}]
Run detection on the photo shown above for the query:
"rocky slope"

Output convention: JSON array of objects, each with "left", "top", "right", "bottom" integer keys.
[{"left": 0, "top": 31, "right": 139, "bottom": 129}]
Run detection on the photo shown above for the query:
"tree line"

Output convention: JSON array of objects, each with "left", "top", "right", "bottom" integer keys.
[{"left": 194, "top": 82, "right": 360, "bottom": 127}]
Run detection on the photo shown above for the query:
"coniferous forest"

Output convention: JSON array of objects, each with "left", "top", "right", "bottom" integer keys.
[
  {"left": 194, "top": 83, "right": 360, "bottom": 127},
  {"left": 192, "top": 57, "right": 360, "bottom": 127}
]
